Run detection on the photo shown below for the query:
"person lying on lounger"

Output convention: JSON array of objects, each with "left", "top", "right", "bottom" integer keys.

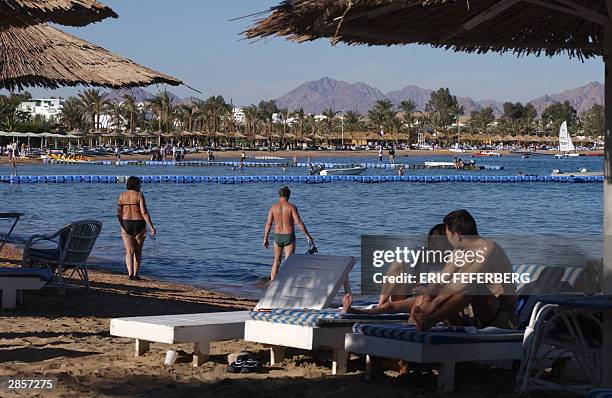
[{"left": 343, "top": 209, "right": 518, "bottom": 330}]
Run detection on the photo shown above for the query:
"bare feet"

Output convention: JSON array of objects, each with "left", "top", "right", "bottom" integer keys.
[
  {"left": 411, "top": 305, "right": 433, "bottom": 331},
  {"left": 341, "top": 293, "right": 352, "bottom": 313}
]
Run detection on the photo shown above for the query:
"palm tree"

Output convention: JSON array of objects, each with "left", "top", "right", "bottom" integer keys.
[
  {"left": 293, "top": 108, "right": 306, "bottom": 138},
  {"left": 137, "top": 101, "right": 151, "bottom": 131},
  {"left": 278, "top": 108, "right": 291, "bottom": 148},
  {"left": 78, "top": 88, "right": 109, "bottom": 130},
  {"left": 150, "top": 91, "right": 172, "bottom": 132},
  {"left": 322, "top": 107, "right": 339, "bottom": 137},
  {"left": 243, "top": 105, "right": 259, "bottom": 138},
  {"left": 368, "top": 99, "right": 394, "bottom": 134},
  {"left": 122, "top": 94, "right": 138, "bottom": 132},
  {"left": 399, "top": 100, "right": 416, "bottom": 128},
  {"left": 343, "top": 109, "right": 361, "bottom": 132},
  {"left": 398, "top": 100, "right": 417, "bottom": 144},
  {"left": 107, "top": 102, "right": 123, "bottom": 131},
  {"left": 257, "top": 100, "right": 278, "bottom": 137},
  {"left": 60, "top": 97, "right": 83, "bottom": 131}
]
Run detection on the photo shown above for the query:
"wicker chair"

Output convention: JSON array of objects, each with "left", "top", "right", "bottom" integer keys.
[{"left": 21, "top": 220, "right": 103, "bottom": 288}]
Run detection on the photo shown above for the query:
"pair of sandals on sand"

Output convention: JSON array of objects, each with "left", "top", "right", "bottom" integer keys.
[{"left": 227, "top": 353, "right": 263, "bottom": 374}]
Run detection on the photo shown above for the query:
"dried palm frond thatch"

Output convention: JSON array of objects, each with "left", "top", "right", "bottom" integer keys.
[
  {"left": 244, "top": 0, "right": 605, "bottom": 59},
  {"left": 0, "top": 24, "right": 182, "bottom": 90},
  {"left": 2, "top": 0, "right": 117, "bottom": 27}
]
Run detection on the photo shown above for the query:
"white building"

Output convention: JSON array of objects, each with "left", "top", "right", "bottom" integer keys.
[
  {"left": 233, "top": 107, "right": 245, "bottom": 124},
  {"left": 17, "top": 98, "right": 64, "bottom": 121}
]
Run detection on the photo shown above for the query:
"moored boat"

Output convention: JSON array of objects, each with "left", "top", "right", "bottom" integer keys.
[
  {"left": 474, "top": 151, "right": 501, "bottom": 157},
  {"left": 551, "top": 168, "right": 603, "bottom": 177},
  {"left": 319, "top": 166, "right": 367, "bottom": 176}
]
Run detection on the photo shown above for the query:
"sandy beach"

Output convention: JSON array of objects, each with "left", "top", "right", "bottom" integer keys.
[{"left": 0, "top": 244, "right": 522, "bottom": 398}]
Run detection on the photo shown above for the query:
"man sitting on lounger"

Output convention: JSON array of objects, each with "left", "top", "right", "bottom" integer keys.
[
  {"left": 343, "top": 209, "right": 517, "bottom": 330},
  {"left": 263, "top": 186, "right": 314, "bottom": 280}
]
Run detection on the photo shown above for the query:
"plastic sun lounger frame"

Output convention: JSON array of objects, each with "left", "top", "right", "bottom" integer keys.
[
  {"left": 110, "top": 254, "right": 355, "bottom": 368},
  {"left": 244, "top": 254, "right": 355, "bottom": 375},
  {"left": 0, "top": 268, "right": 53, "bottom": 309},
  {"left": 344, "top": 329, "right": 523, "bottom": 392},
  {"left": 110, "top": 311, "right": 251, "bottom": 367}
]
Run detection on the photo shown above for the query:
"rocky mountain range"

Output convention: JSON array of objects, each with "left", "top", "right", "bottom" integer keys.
[
  {"left": 101, "top": 77, "right": 604, "bottom": 118},
  {"left": 275, "top": 77, "right": 604, "bottom": 117}
]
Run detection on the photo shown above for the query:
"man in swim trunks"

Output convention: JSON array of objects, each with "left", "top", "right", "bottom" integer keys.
[{"left": 263, "top": 186, "right": 314, "bottom": 280}]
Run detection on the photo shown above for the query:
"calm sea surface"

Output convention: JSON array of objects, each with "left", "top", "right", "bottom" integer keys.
[{"left": 0, "top": 154, "right": 604, "bottom": 300}]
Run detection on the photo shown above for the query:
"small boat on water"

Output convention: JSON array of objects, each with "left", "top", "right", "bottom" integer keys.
[
  {"left": 448, "top": 144, "right": 465, "bottom": 153},
  {"left": 551, "top": 168, "right": 603, "bottom": 177},
  {"left": 554, "top": 121, "right": 580, "bottom": 158},
  {"left": 319, "top": 166, "right": 367, "bottom": 176},
  {"left": 423, "top": 161, "right": 455, "bottom": 167},
  {"left": 474, "top": 151, "right": 501, "bottom": 157}
]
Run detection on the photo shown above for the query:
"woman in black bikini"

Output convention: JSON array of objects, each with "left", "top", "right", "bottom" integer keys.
[{"left": 117, "top": 176, "right": 156, "bottom": 280}]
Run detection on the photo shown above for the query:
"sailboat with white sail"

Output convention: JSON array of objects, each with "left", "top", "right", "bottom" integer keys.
[{"left": 554, "top": 121, "right": 579, "bottom": 158}]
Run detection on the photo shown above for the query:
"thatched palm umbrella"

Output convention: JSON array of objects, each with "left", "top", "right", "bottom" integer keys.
[
  {"left": 0, "top": 0, "right": 117, "bottom": 27},
  {"left": 0, "top": 24, "right": 181, "bottom": 91},
  {"left": 121, "top": 131, "right": 139, "bottom": 147},
  {"left": 246, "top": 1, "right": 612, "bottom": 383},
  {"left": 104, "top": 130, "right": 122, "bottom": 147}
]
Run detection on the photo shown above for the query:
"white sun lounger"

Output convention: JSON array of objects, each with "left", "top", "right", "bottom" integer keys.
[
  {"left": 110, "top": 311, "right": 250, "bottom": 366},
  {"left": 345, "top": 326, "right": 524, "bottom": 392},
  {"left": 244, "top": 254, "right": 355, "bottom": 374},
  {"left": 344, "top": 264, "right": 585, "bottom": 391},
  {"left": 0, "top": 268, "right": 53, "bottom": 309},
  {"left": 110, "top": 254, "right": 353, "bottom": 367}
]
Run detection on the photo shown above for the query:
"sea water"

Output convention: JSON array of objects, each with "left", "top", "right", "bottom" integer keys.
[{"left": 0, "top": 154, "right": 603, "bottom": 300}]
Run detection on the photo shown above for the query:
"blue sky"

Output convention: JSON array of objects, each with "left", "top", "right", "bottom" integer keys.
[{"left": 23, "top": 0, "right": 604, "bottom": 105}]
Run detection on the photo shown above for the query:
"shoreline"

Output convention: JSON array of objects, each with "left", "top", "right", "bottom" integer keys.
[{"left": 4, "top": 148, "right": 600, "bottom": 166}]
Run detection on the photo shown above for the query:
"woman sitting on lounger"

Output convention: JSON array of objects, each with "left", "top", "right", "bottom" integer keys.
[
  {"left": 117, "top": 176, "right": 156, "bottom": 280},
  {"left": 377, "top": 223, "right": 450, "bottom": 306}
]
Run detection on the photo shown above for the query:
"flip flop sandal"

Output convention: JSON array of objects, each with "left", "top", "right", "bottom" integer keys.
[
  {"left": 227, "top": 359, "right": 247, "bottom": 374},
  {"left": 240, "top": 359, "right": 263, "bottom": 373}
]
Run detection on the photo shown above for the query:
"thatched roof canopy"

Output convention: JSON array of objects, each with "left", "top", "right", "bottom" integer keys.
[
  {"left": 244, "top": 0, "right": 606, "bottom": 59},
  {"left": 103, "top": 131, "right": 122, "bottom": 137},
  {"left": 0, "top": 24, "right": 181, "bottom": 90},
  {"left": 1, "top": 0, "right": 117, "bottom": 27}
]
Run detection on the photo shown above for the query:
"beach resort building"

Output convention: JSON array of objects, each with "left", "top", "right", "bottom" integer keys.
[
  {"left": 232, "top": 107, "right": 246, "bottom": 124},
  {"left": 17, "top": 98, "right": 65, "bottom": 122}
]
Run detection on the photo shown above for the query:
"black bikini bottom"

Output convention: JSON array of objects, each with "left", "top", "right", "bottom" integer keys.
[{"left": 121, "top": 220, "right": 146, "bottom": 236}]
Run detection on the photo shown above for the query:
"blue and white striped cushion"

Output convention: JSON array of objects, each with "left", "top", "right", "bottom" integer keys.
[
  {"left": 249, "top": 309, "right": 410, "bottom": 327},
  {"left": 513, "top": 264, "right": 583, "bottom": 291},
  {"left": 249, "top": 309, "right": 340, "bottom": 326},
  {"left": 587, "top": 389, "right": 612, "bottom": 398},
  {"left": 352, "top": 323, "right": 524, "bottom": 344}
]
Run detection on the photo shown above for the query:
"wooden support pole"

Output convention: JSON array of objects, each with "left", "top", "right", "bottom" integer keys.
[{"left": 602, "top": 22, "right": 612, "bottom": 388}]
